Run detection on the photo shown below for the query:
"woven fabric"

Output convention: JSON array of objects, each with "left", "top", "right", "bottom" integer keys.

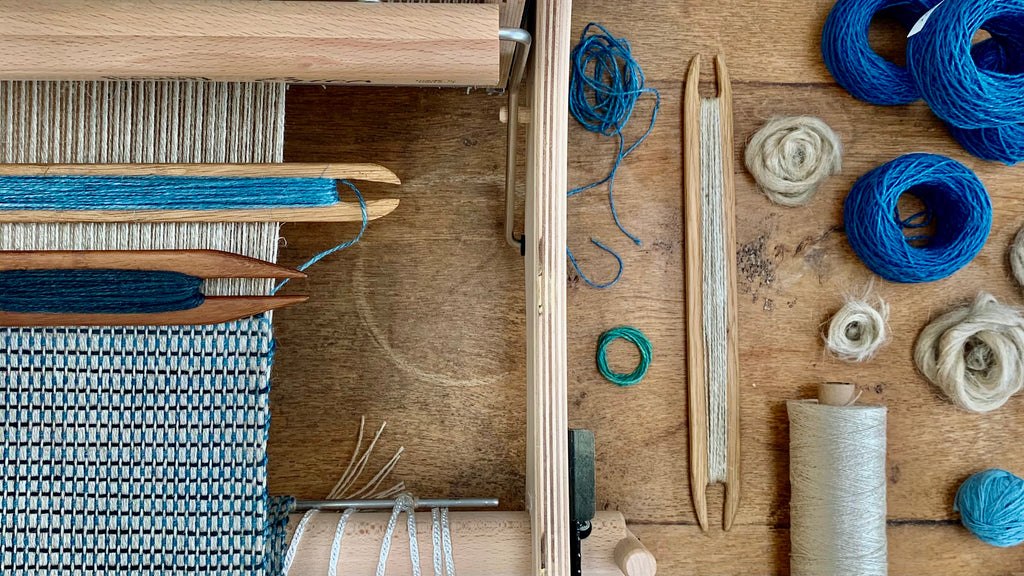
[{"left": 0, "top": 318, "right": 274, "bottom": 575}]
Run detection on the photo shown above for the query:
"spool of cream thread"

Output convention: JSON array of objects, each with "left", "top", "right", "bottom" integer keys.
[{"left": 788, "top": 383, "right": 888, "bottom": 576}]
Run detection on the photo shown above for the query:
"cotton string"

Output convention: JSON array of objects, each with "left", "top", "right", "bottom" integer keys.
[
  {"left": 0, "top": 269, "right": 204, "bottom": 314},
  {"left": 788, "top": 400, "right": 888, "bottom": 576},
  {"left": 596, "top": 326, "right": 652, "bottom": 386},
  {"left": 955, "top": 469, "right": 1024, "bottom": 548},
  {"left": 1011, "top": 224, "right": 1024, "bottom": 288},
  {"left": 825, "top": 294, "right": 890, "bottom": 362},
  {"left": 377, "top": 494, "right": 421, "bottom": 576},
  {"left": 745, "top": 116, "right": 842, "bottom": 206},
  {"left": 328, "top": 508, "right": 357, "bottom": 576},
  {"left": 431, "top": 508, "right": 456, "bottom": 576},
  {"left": 700, "top": 98, "right": 728, "bottom": 485},
  {"left": 0, "top": 175, "right": 343, "bottom": 209},
  {"left": 567, "top": 22, "right": 660, "bottom": 288},
  {"left": 843, "top": 153, "right": 992, "bottom": 283},
  {"left": 281, "top": 509, "right": 318, "bottom": 576},
  {"left": 914, "top": 292, "right": 1024, "bottom": 412}
]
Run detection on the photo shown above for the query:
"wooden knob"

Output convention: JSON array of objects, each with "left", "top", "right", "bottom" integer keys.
[
  {"left": 818, "top": 382, "right": 857, "bottom": 406},
  {"left": 614, "top": 533, "right": 657, "bottom": 576},
  {"left": 499, "top": 106, "right": 532, "bottom": 124}
]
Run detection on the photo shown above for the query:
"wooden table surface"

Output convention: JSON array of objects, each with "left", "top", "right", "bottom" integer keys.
[{"left": 268, "top": 0, "right": 1024, "bottom": 573}]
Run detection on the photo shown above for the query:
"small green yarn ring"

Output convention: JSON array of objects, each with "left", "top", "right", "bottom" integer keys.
[{"left": 596, "top": 326, "right": 652, "bottom": 387}]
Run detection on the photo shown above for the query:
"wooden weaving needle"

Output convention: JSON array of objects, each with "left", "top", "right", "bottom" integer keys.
[
  {"left": 0, "top": 162, "right": 401, "bottom": 223},
  {"left": 683, "top": 54, "right": 742, "bottom": 532},
  {"left": 0, "top": 249, "right": 309, "bottom": 327}
]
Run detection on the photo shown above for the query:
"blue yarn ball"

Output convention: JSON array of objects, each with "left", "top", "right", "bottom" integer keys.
[
  {"left": 947, "top": 37, "right": 1024, "bottom": 164},
  {"left": 843, "top": 153, "right": 992, "bottom": 283},
  {"left": 822, "top": 0, "right": 937, "bottom": 105},
  {"left": 955, "top": 469, "right": 1024, "bottom": 548},
  {"left": 907, "top": 0, "right": 1024, "bottom": 129}
]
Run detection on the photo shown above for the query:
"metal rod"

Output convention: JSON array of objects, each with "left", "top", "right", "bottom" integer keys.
[
  {"left": 292, "top": 498, "right": 500, "bottom": 512},
  {"left": 499, "top": 27, "right": 533, "bottom": 251}
]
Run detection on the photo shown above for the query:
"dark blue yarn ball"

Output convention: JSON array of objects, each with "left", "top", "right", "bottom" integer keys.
[
  {"left": 843, "top": 153, "right": 992, "bottom": 283},
  {"left": 822, "top": 0, "right": 937, "bottom": 105},
  {"left": 907, "top": 0, "right": 1024, "bottom": 129},
  {"left": 947, "top": 37, "right": 1024, "bottom": 164}
]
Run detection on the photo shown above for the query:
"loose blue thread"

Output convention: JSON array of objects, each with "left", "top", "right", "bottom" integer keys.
[
  {"left": 955, "top": 469, "right": 1024, "bottom": 548},
  {"left": 274, "top": 180, "right": 368, "bottom": 293},
  {"left": 0, "top": 269, "right": 204, "bottom": 314},
  {"left": 843, "top": 153, "right": 991, "bottom": 283},
  {"left": 0, "top": 175, "right": 342, "bottom": 209},
  {"left": 596, "top": 326, "right": 652, "bottom": 386},
  {"left": 567, "top": 23, "right": 660, "bottom": 289}
]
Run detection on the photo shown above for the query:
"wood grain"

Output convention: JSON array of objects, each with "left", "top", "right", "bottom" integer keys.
[
  {"left": 0, "top": 249, "right": 305, "bottom": 278},
  {"left": 0, "top": 295, "right": 307, "bottom": 326},
  {"left": 0, "top": 0, "right": 499, "bottom": 86},
  {"left": 0, "top": 163, "right": 401, "bottom": 184},
  {"left": 268, "top": 0, "right": 1024, "bottom": 572}
]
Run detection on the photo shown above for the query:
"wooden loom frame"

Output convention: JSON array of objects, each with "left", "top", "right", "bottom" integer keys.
[{"left": 0, "top": 0, "right": 595, "bottom": 573}]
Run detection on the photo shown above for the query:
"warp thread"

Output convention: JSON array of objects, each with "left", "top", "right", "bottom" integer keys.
[
  {"left": 955, "top": 469, "right": 1024, "bottom": 548},
  {"left": 0, "top": 269, "right": 204, "bottom": 314},
  {"left": 744, "top": 116, "right": 842, "bottom": 206},
  {"left": 825, "top": 293, "right": 890, "bottom": 362},
  {"left": 1010, "top": 224, "right": 1024, "bottom": 289},
  {"left": 788, "top": 400, "right": 888, "bottom": 576},
  {"left": 843, "top": 153, "right": 991, "bottom": 283},
  {"left": 596, "top": 326, "right": 652, "bottom": 386},
  {"left": 914, "top": 293, "right": 1024, "bottom": 413},
  {"left": 567, "top": 22, "right": 660, "bottom": 289}
]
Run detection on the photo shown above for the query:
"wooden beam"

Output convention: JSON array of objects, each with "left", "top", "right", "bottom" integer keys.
[
  {"left": 0, "top": 250, "right": 305, "bottom": 279},
  {"left": 0, "top": 199, "right": 399, "bottom": 223},
  {"left": 0, "top": 1, "right": 500, "bottom": 86},
  {"left": 526, "top": 0, "right": 572, "bottom": 573},
  {"left": 0, "top": 163, "right": 401, "bottom": 185},
  {"left": 0, "top": 295, "right": 308, "bottom": 327}
]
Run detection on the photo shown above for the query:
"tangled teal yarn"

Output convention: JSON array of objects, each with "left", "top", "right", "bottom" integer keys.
[
  {"left": 596, "top": 327, "right": 652, "bottom": 387},
  {"left": 955, "top": 469, "right": 1024, "bottom": 547}
]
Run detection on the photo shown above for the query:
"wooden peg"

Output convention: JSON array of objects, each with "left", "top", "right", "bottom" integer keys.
[{"left": 614, "top": 533, "right": 658, "bottom": 576}]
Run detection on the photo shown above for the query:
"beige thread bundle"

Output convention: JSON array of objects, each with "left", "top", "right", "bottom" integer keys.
[
  {"left": 744, "top": 116, "right": 842, "bottom": 206},
  {"left": 914, "top": 293, "right": 1024, "bottom": 413},
  {"left": 825, "top": 296, "right": 890, "bottom": 362},
  {"left": 1009, "top": 224, "right": 1024, "bottom": 288},
  {"left": 788, "top": 400, "right": 887, "bottom": 576}
]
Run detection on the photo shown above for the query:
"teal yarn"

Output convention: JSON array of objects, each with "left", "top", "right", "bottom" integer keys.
[
  {"left": 0, "top": 269, "right": 204, "bottom": 314},
  {"left": 907, "top": 0, "right": 1024, "bottom": 129},
  {"left": 821, "top": 0, "right": 936, "bottom": 105},
  {"left": 955, "top": 469, "right": 1024, "bottom": 547},
  {"left": 843, "top": 153, "right": 992, "bottom": 283},
  {"left": 596, "top": 327, "right": 652, "bottom": 387},
  {"left": 0, "top": 175, "right": 342, "bottom": 210},
  {"left": 567, "top": 22, "right": 660, "bottom": 289}
]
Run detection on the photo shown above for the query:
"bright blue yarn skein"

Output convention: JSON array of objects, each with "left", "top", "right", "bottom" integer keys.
[
  {"left": 822, "top": 0, "right": 936, "bottom": 105},
  {"left": 567, "top": 22, "right": 660, "bottom": 289},
  {"left": 955, "top": 469, "right": 1024, "bottom": 548},
  {"left": 843, "top": 153, "right": 991, "bottom": 283},
  {"left": 907, "top": 0, "right": 1024, "bottom": 129},
  {"left": 596, "top": 326, "right": 652, "bottom": 386}
]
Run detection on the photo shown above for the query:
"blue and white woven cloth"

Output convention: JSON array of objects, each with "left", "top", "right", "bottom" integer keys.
[{"left": 0, "top": 319, "right": 275, "bottom": 575}]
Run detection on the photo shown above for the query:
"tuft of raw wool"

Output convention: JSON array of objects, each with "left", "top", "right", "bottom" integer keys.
[
  {"left": 824, "top": 295, "right": 890, "bottom": 362},
  {"left": 745, "top": 116, "right": 842, "bottom": 206}
]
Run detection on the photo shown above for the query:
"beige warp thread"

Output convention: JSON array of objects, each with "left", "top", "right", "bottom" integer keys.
[
  {"left": 825, "top": 296, "right": 890, "bottom": 362},
  {"left": 914, "top": 293, "right": 1024, "bottom": 413},
  {"left": 788, "top": 400, "right": 888, "bottom": 576},
  {"left": 1009, "top": 224, "right": 1024, "bottom": 288},
  {"left": 744, "top": 116, "right": 842, "bottom": 206}
]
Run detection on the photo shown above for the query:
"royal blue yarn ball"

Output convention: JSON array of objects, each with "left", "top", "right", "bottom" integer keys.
[
  {"left": 907, "top": 0, "right": 1024, "bottom": 129},
  {"left": 822, "top": 0, "right": 936, "bottom": 105},
  {"left": 843, "top": 153, "right": 992, "bottom": 283},
  {"left": 955, "top": 469, "right": 1024, "bottom": 548},
  {"left": 947, "top": 37, "right": 1024, "bottom": 164}
]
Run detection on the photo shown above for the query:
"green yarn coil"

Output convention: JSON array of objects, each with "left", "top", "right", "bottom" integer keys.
[{"left": 596, "top": 326, "right": 652, "bottom": 387}]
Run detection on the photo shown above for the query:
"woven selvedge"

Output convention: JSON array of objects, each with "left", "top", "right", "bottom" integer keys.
[{"left": 0, "top": 318, "right": 274, "bottom": 576}]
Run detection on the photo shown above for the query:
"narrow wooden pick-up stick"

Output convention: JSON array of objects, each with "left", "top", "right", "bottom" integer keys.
[
  {"left": 683, "top": 53, "right": 742, "bottom": 532},
  {"left": 0, "top": 250, "right": 306, "bottom": 279},
  {"left": 0, "top": 295, "right": 308, "bottom": 327},
  {"left": 0, "top": 202, "right": 399, "bottom": 224},
  {"left": 0, "top": 163, "right": 402, "bottom": 185}
]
